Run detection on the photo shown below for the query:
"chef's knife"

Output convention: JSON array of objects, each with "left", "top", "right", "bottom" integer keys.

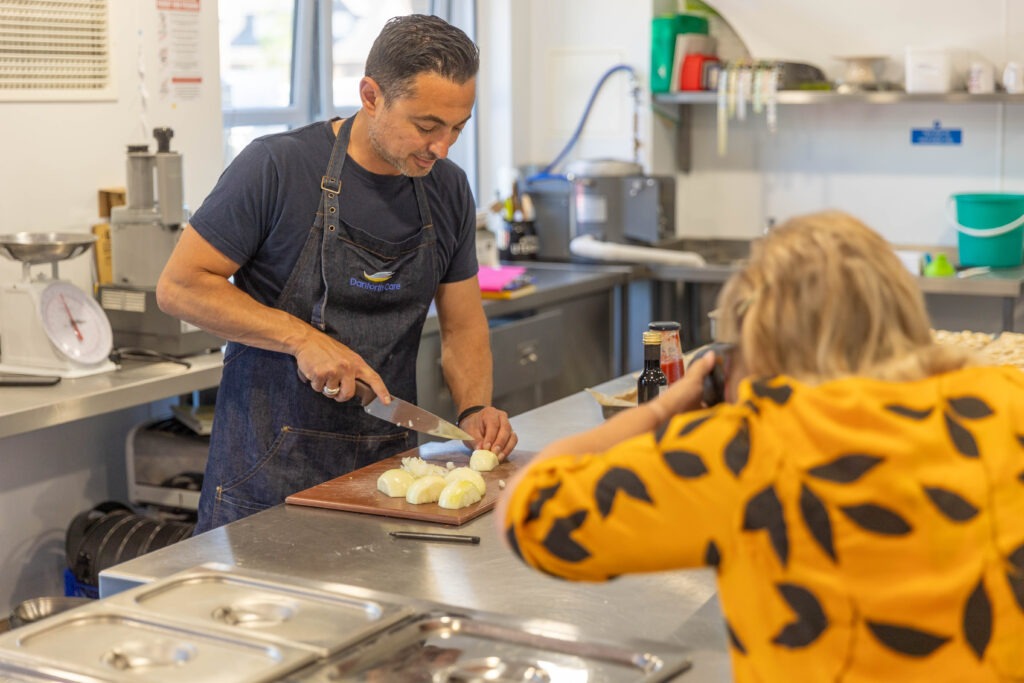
[{"left": 354, "top": 379, "right": 473, "bottom": 441}]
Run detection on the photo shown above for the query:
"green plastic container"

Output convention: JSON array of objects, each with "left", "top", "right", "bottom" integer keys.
[
  {"left": 950, "top": 193, "right": 1024, "bottom": 268},
  {"left": 650, "top": 13, "right": 710, "bottom": 94}
]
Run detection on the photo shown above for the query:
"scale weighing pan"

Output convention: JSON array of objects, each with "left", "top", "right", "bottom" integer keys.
[{"left": 0, "top": 232, "right": 96, "bottom": 266}]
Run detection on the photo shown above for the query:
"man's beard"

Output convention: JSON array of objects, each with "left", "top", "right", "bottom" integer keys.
[{"left": 367, "top": 124, "right": 433, "bottom": 178}]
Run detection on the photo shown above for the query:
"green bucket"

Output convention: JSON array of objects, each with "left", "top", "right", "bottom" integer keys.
[{"left": 950, "top": 193, "right": 1024, "bottom": 268}]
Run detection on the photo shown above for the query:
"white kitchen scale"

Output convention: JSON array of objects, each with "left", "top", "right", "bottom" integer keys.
[{"left": 0, "top": 233, "right": 116, "bottom": 378}]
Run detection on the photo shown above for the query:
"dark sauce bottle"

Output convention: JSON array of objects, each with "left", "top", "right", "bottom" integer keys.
[{"left": 637, "top": 330, "right": 668, "bottom": 403}]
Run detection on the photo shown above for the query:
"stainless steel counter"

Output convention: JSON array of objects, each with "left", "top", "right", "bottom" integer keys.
[
  {"left": 645, "top": 258, "right": 1024, "bottom": 345},
  {"left": 0, "top": 263, "right": 632, "bottom": 440},
  {"left": 0, "top": 351, "right": 224, "bottom": 440},
  {"left": 646, "top": 260, "right": 1024, "bottom": 297},
  {"left": 100, "top": 372, "right": 732, "bottom": 680},
  {"left": 418, "top": 261, "right": 633, "bottom": 336}
]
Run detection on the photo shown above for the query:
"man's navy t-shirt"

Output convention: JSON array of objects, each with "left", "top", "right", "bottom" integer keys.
[{"left": 189, "top": 119, "right": 478, "bottom": 308}]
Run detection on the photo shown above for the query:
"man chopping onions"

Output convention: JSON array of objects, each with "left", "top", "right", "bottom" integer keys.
[{"left": 158, "top": 15, "right": 516, "bottom": 533}]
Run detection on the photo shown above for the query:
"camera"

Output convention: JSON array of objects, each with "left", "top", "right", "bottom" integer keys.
[{"left": 690, "top": 342, "right": 734, "bottom": 406}]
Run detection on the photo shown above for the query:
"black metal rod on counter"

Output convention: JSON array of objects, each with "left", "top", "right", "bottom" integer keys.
[{"left": 388, "top": 531, "right": 480, "bottom": 544}]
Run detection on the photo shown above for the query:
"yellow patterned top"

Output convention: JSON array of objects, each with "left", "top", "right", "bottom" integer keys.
[{"left": 503, "top": 366, "right": 1024, "bottom": 682}]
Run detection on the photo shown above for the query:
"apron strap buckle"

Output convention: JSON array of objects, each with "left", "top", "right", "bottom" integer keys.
[{"left": 321, "top": 176, "right": 342, "bottom": 194}]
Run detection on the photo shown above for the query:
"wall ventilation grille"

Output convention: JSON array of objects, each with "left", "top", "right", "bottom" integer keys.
[{"left": 0, "top": 0, "right": 113, "bottom": 101}]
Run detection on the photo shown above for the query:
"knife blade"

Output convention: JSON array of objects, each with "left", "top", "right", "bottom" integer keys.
[{"left": 354, "top": 380, "right": 473, "bottom": 441}]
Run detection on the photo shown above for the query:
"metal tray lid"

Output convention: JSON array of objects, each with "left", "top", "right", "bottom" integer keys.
[
  {"left": 281, "top": 611, "right": 693, "bottom": 683},
  {"left": 102, "top": 563, "right": 416, "bottom": 657},
  {"left": 0, "top": 659, "right": 95, "bottom": 683},
  {"left": 0, "top": 606, "right": 315, "bottom": 683}
]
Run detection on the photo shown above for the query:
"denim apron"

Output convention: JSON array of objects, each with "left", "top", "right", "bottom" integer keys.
[{"left": 194, "top": 116, "right": 439, "bottom": 533}]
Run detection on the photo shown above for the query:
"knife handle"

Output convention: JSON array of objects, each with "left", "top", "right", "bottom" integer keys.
[{"left": 353, "top": 378, "right": 377, "bottom": 407}]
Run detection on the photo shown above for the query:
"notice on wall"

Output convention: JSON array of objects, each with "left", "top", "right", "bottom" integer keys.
[
  {"left": 911, "top": 120, "right": 962, "bottom": 146},
  {"left": 156, "top": 0, "right": 203, "bottom": 101}
]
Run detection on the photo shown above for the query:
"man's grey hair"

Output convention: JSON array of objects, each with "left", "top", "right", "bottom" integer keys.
[{"left": 365, "top": 14, "right": 479, "bottom": 103}]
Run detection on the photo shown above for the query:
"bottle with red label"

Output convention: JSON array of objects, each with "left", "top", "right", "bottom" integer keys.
[{"left": 648, "top": 321, "right": 685, "bottom": 384}]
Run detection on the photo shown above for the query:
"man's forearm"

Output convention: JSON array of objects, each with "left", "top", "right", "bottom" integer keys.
[
  {"left": 157, "top": 269, "right": 311, "bottom": 356},
  {"left": 440, "top": 324, "right": 493, "bottom": 414}
]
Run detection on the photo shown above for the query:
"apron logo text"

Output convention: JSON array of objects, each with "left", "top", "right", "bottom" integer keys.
[{"left": 350, "top": 277, "right": 402, "bottom": 292}]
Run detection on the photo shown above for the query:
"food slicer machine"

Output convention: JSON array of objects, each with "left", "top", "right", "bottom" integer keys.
[{"left": 98, "top": 127, "right": 222, "bottom": 357}]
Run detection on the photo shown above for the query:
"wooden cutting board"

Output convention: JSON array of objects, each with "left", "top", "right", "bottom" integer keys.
[{"left": 285, "top": 443, "right": 531, "bottom": 526}]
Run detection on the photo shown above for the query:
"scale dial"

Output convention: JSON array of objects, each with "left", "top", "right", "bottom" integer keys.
[{"left": 39, "top": 281, "right": 113, "bottom": 365}]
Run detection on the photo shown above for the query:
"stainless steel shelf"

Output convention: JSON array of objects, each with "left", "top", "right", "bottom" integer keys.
[
  {"left": 655, "top": 90, "right": 1024, "bottom": 171},
  {"left": 655, "top": 91, "right": 1024, "bottom": 105}
]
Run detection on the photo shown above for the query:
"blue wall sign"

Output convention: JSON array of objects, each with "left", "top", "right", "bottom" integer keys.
[{"left": 911, "top": 120, "right": 962, "bottom": 146}]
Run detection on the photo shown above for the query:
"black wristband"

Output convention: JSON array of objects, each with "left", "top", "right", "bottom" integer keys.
[{"left": 456, "top": 405, "right": 487, "bottom": 426}]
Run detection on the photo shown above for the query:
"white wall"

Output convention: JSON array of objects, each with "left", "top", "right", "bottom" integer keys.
[
  {"left": 0, "top": 2, "right": 224, "bottom": 291},
  {"left": 0, "top": 1, "right": 223, "bottom": 613},
  {"left": 675, "top": 0, "right": 1024, "bottom": 246},
  {"left": 496, "top": 0, "right": 1024, "bottom": 249},
  {"left": 477, "top": 0, "right": 654, "bottom": 193}
]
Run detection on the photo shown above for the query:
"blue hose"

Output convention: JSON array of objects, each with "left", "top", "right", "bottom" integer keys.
[{"left": 526, "top": 63, "right": 638, "bottom": 184}]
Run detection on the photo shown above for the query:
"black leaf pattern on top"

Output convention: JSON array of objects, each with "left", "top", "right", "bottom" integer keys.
[
  {"left": 963, "top": 578, "right": 992, "bottom": 660},
  {"left": 948, "top": 396, "right": 994, "bottom": 420},
  {"left": 924, "top": 486, "right": 979, "bottom": 522},
  {"left": 866, "top": 621, "right": 950, "bottom": 657},
  {"left": 1009, "top": 543, "right": 1024, "bottom": 610},
  {"left": 654, "top": 420, "right": 670, "bottom": 443},
  {"left": 526, "top": 482, "right": 561, "bottom": 523},
  {"left": 1010, "top": 543, "right": 1024, "bottom": 570},
  {"left": 839, "top": 504, "right": 912, "bottom": 536},
  {"left": 1018, "top": 469, "right": 1024, "bottom": 485},
  {"left": 806, "top": 454, "right": 884, "bottom": 483},
  {"left": 704, "top": 539, "right": 721, "bottom": 568},
  {"left": 944, "top": 411, "right": 980, "bottom": 458},
  {"left": 724, "top": 419, "right": 750, "bottom": 478},
  {"left": 726, "top": 620, "right": 747, "bottom": 654},
  {"left": 678, "top": 414, "right": 712, "bottom": 438},
  {"left": 542, "top": 510, "right": 590, "bottom": 563},
  {"left": 595, "top": 467, "right": 653, "bottom": 518},
  {"left": 663, "top": 450, "right": 709, "bottom": 479},
  {"left": 799, "top": 483, "right": 836, "bottom": 561},
  {"left": 505, "top": 525, "right": 523, "bottom": 562},
  {"left": 772, "top": 583, "right": 828, "bottom": 648},
  {"left": 885, "top": 404, "right": 934, "bottom": 420},
  {"left": 1007, "top": 572, "right": 1024, "bottom": 612},
  {"left": 1018, "top": 434, "right": 1024, "bottom": 448},
  {"left": 742, "top": 485, "right": 788, "bottom": 567},
  {"left": 751, "top": 380, "right": 793, "bottom": 405}
]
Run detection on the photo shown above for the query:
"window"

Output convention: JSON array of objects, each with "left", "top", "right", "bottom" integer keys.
[{"left": 218, "top": 0, "right": 477, "bottom": 194}]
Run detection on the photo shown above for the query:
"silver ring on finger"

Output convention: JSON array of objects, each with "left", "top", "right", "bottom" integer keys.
[{"left": 322, "top": 385, "right": 340, "bottom": 397}]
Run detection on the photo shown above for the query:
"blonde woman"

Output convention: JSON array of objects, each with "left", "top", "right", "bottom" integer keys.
[{"left": 498, "top": 211, "right": 1024, "bottom": 682}]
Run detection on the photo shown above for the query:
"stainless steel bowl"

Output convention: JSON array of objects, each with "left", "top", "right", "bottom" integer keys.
[
  {"left": 0, "top": 232, "right": 96, "bottom": 265},
  {"left": 8, "top": 596, "right": 92, "bottom": 628}
]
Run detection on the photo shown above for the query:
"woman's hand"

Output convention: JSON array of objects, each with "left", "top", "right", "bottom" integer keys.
[{"left": 648, "top": 350, "right": 718, "bottom": 421}]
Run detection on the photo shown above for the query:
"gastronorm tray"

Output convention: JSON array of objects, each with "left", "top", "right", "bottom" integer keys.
[
  {"left": 281, "top": 612, "right": 693, "bottom": 682},
  {"left": 102, "top": 564, "right": 414, "bottom": 656},
  {"left": 0, "top": 607, "right": 315, "bottom": 683},
  {"left": 0, "top": 659, "right": 95, "bottom": 682}
]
